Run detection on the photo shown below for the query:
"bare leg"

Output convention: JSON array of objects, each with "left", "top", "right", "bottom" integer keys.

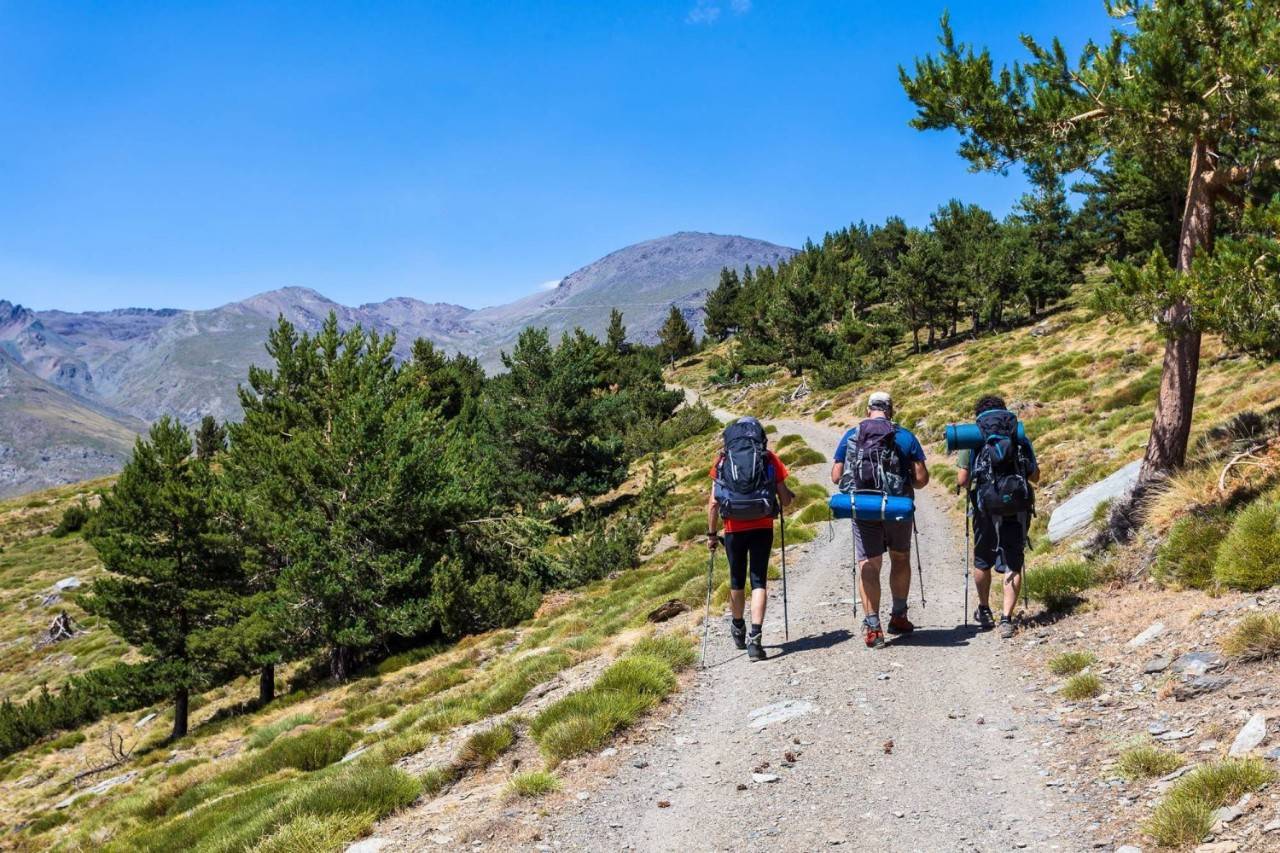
[
  {"left": 974, "top": 568, "right": 992, "bottom": 608},
  {"left": 1003, "top": 571, "right": 1022, "bottom": 619},
  {"left": 858, "top": 555, "right": 882, "bottom": 617},
  {"left": 888, "top": 550, "right": 912, "bottom": 604},
  {"left": 751, "top": 588, "right": 767, "bottom": 625},
  {"left": 729, "top": 589, "right": 745, "bottom": 621}
]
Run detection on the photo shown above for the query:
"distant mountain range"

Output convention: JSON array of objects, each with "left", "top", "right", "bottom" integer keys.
[{"left": 0, "top": 231, "right": 794, "bottom": 496}]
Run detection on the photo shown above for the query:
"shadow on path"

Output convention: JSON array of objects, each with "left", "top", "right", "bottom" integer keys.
[
  {"left": 770, "top": 628, "right": 853, "bottom": 656},
  {"left": 889, "top": 625, "right": 975, "bottom": 648}
]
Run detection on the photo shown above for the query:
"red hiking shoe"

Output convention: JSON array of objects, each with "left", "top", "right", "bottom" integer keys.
[
  {"left": 887, "top": 613, "right": 915, "bottom": 635},
  {"left": 864, "top": 621, "right": 885, "bottom": 649}
]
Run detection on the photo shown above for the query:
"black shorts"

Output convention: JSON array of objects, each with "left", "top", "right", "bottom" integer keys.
[
  {"left": 974, "top": 513, "right": 1027, "bottom": 574},
  {"left": 724, "top": 527, "right": 774, "bottom": 591}
]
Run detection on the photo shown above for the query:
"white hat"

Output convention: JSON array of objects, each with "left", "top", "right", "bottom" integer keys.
[{"left": 868, "top": 390, "right": 893, "bottom": 411}]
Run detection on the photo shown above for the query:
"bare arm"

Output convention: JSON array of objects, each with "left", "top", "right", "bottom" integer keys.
[
  {"left": 777, "top": 478, "right": 795, "bottom": 508},
  {"left": 706, "top": 490, "right": 719, "bottom": 550},
  {"left": 912, "top": 460, "right": 930, "bottom": 489},
  {"left": 830, "top": 462, "right": 844, "bottom": 485},
  {"left": 956, "top": 467, "right": 970, "bottom": 488}
]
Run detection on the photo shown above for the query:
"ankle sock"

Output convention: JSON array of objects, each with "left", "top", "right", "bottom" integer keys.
[
  {"left": 732, "top": 618, "right": 745, "bottom": 630},
  {"left": 864, "top": 613, "right": 881, "bottom": 628},
  {"left": 750, "top": 623, "right": 762, "bottom": 638},
  {"left": 891, "top": 597, "right": 908, "bottom": 616}
]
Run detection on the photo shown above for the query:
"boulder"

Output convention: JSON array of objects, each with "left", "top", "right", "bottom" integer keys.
[
  {"left": 1127, "top": 622, "right": 1166, "bottom": 648},
  {"left": 1228, "top": 713, "right": 1268, "bottom": 756},
  {"left": 1047, "top": 459, "right": 1142, "bottom": 543},
  {"left": 1171, "top": 651, "right": 1226, "bottom": 677},
  {"left": 1174, "top": 675, "right": 1232, "bottom": 702}
]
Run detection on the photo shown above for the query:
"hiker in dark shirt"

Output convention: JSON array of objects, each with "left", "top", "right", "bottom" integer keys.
[{"left": 957, "top": 395, "right": 1040, "bottom": 639}]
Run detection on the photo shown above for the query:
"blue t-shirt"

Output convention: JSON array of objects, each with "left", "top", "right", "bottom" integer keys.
[{"left": 833, "top": 421, "right": 927, "bottom": 492}]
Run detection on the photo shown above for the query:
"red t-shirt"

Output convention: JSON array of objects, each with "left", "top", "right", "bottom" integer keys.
[{"left": 709, "top": 449, "right": 790, "bottom": 533}]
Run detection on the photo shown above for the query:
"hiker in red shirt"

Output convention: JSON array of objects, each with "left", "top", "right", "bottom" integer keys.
[{"left": 706, "top": 417, "right": 794, "bottom": 661}]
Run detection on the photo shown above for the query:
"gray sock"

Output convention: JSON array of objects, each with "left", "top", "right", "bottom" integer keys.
[
  {"left": 864, "top": 613, "right": 881, "bottom": 628},
  {"left": 891, "top": 598, "right": 908, "bottom": 616}
]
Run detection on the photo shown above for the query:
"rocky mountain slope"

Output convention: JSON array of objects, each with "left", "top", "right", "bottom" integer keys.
[{"left": 0, "top": 232, "right": 793, "bottom": 495}]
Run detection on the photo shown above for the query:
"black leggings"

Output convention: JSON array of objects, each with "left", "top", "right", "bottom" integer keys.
[{"left": 724, "top": 528, "right": 774, "bottom": 591}]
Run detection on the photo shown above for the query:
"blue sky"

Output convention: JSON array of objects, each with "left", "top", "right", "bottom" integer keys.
[{"left": 0, "top": 1, "right": 1114, "bottom": 313}]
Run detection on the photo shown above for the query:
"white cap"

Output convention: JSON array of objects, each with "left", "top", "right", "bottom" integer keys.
[{"left": 868, "top": 390, "right": 893, "bottom": 411}]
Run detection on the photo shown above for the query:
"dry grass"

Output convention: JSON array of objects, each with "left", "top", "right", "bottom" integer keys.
[
  {"left": 1145, "top": 759, "right": 1275, "bottom": 847},
  {"left": 1060, "top": 672, "right": 1102, "bottom": 701},
  {"left": 1222, "top": 612, "right": 1280, "bottom": 661},
  {"left": 1047, "top": 650, "right": 1095, "bottom": 676},
  {"left": 1117, "top": 741, "right": 1184, "bottom": 780},
  {"left": 507, "top": 770, "right": 561, "bottom": 798}
]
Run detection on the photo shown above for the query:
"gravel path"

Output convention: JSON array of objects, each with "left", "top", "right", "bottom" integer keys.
[{"left": 537, "top": 404, "right": 1080, "bottom": 852}]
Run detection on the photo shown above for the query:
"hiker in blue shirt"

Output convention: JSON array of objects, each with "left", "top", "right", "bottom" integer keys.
[
  {"left": 830, "top": 391, "right": 929, "bottom": 648},
  {"left": 957, "top": 395, "right": 1040, "bottom": 639}
]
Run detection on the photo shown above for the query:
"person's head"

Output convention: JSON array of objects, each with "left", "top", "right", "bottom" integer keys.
[
  {"left": 867, "top": 390, "right": 893, "bottom": 419},
  {"left": 975, "top": 395, "right": 1006, "bottom": 417}
]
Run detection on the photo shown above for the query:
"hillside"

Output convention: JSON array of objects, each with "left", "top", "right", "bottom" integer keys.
[{"left": 0, "top": 352, "right": 143, "bottom": 498}]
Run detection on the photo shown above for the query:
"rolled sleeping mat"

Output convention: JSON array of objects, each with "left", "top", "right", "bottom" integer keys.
[
  {"left": 828, "top": 491, "right": 916, "bottom": 522},
  {"left": 944, "top": 421, "right": 1026, "bottom": 453}
]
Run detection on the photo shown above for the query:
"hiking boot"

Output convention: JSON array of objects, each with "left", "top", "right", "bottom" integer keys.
[
  {"left": 887, "top": 613, "right": 915, "bottom": 635},
  {"left": 746, "top": 633, "right": 767, "bottom": 661},
  {"left": 730, "top": 622, "right": 747, "bottom": 650},
  {"left": 863, "top": 620, "right": 886, "bottom": 649},
  {"left": 974, "top": 606, "right": 996, "bottom": 630},
  {"left": 998, "top": 616, "right": 1015, "bottom": 639}
]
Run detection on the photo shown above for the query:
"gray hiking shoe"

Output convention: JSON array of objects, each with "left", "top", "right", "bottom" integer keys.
[
  {"left": 998, "top": 617, "right": 1015, "bottom": 639},
  {"left": 746, "top": 633, "right": 767, "bottom": 661},
  {"left": 730, "top": 622, "right": 747, "bottom": 650},
  {"left": 974, "top": 606, "right": 995, "bottom": 630}
]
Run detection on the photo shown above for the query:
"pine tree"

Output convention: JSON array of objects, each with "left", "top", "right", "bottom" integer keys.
[
  {"left": 767, "top": 264, "right": 832, "bottom": 376},
  {"left": 902, "top": 0, "right": 1280, "bottom": 479},
  {"left": 84, "top": 418, "right": 242, "bottom": 739},
  {"left": 657, "top": 305, "right": 697, "bottom": 363},
  {"left": 703, "top": 268, "right": 741, "bottom": 341},
  {"left": 194, "top": 415, "right": 227, "bottom": 462},
  {"left": 605, "top": 308, "right": 628, "bottom": 354}
]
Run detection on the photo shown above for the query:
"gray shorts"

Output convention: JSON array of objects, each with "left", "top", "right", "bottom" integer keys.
[{"left": 852, "top": 519, "right": 912, "bottom": 562}]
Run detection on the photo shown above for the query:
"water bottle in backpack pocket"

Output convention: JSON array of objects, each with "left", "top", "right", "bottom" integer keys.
[
  {"left": 971, "top": 409, "right": 1034, "bottom": 517},
  {"left": 713, "top": 418, "right": 779, "bottom": 521}
]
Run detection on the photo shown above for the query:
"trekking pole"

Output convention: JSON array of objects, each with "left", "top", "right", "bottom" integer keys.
[
  {"left": 912, "top": 518, "right": 926, "bottom": 608},
  {"left": 849, "top": 516, "right": 858, "bottom": 622},
  {"left": 701, "top": 546, "right": 715, "bottom": 669},
  {"left": 963, "top": 487, "right": 971, "bottom": 627},
  {"left": 780, "top": 513, "right": 790, "bottom": 643}
]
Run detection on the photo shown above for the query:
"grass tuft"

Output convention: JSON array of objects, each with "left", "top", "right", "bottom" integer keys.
[
  {"left": 1059, "top": 672, "right": 1102, "bottom": 701},
  {"left": 1117, "top": 741, "right": 1184, "bottom": 780},
  {"left": 248, "top": 713, "right": 316, "bottom": 750},
  {"left": 1153, "top": 511, "right": 1230, "bottom": 590},
  {"left": 1024, "top": 561, "right": 1096, "bottom": 611},
  {"left": 457, "top": 721, "right": 516, "bottom": 770},
  {"left": 779, "top": 446, "right": 826, "bottom": 468},
  {"left": 1222, "top": 612, "right": 1280, "bottom": 661},
  {"left": 1213, "top": 494, "right": 1280, "bottom": 591},
  {"left": 1047, "top": 650, "right": 1095, "bottom": 676},
  {"left": 508, "top": 770, "right": 561, "bottom": 798},
  {"left": 629, "top": 634, "right": 697, "bottom": 670},
  {"left": 1146, "top": 759, "right": 1275, "bottom": 847}
]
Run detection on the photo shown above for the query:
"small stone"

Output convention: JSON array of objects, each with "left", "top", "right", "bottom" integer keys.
[
  {"left": 1115, "top": 846, "right": 1143, "bottom": 853},
  {"left": 54, "top": 576, "right": 82, "bottom": 591},
  {"left": 576, "top": 791, "right": 590, "bottom": 801},
  {"left": 134, "top": 712, "right": 157, "bottom": 728},
  {"left": 1156, "top": 729, "right": 1194, "bottom": 741},
  {"left": 657, "top": 800, "right": 671, "bottom": 808},
  {"left": 1143, "top": 656, "right": 1170, "bottom": 674},
  {"left": 1228, "top": 712, "right": 1267, "bottom": 756},
  {"left": 1262, "top": 818, "right": 1280, "bottom": 833},
  {"left": 347, "top": 840, "right": 391, "bottom": 853},
  {"left": 752, "top": 773, "right": 780, "bottom": 784},
  {"left": 1174, "top": 675, "right": 1232, "bottom": 701},
  {"left": 736, "top": 783, "right": 748, "bottom": 791},
  {"left": 1148, "top": 723, "right": 1169, "bottom": 736},
  {"left": 1127, "top": 622, "right": 1165, "bottom": 647},
  {"left": 633, "top": 760, "right": 649, "bottom": 769},
  {"left": 1193, "top": 842, "right": 1238, "bottom": 853},
  {"left": 1171, "top": 651, "right": 1226, "bottom": 677},
  {"left": 1196, "top": 740, "right": 1220, "bottom": 753},
  {"left": 599, "top": 747, "right": 618, "bottom": 758}
]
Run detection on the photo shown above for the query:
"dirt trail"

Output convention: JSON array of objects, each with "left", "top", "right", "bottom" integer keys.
[{"left": 537, "top": 395, "right": 1081, "bottom": 852}]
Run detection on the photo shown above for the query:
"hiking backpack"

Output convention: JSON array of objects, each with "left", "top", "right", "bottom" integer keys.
[
  {"left": 712, "top": 418, "right": 779, "bottom": 521},
  {"left": 971, "top": 409, "right": 1034, "bottom": 517},
  {"left": 838, "top": 418, "right": 909, "bottom": 497}
]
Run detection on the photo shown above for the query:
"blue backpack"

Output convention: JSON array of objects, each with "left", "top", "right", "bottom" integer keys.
[
  {"left": 713, "top": 418, "right": 779, "bottom": 521},
  {"left": 972, "top": 409, "right": 1034, "bottom": 517}
]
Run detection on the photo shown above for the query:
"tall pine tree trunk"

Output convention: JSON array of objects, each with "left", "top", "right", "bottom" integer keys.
[
  {"left": 259, "top": 664, "right": 276, "bottom": 704},
  {"left": 172, "top": 687, "right": 189, "bottom": 740},
  {"left": 330, "top": 645, "right": 355, "bottom": 682},
  {"left": 1141, "top": 139, "right": 1213, "bottom": 483}
]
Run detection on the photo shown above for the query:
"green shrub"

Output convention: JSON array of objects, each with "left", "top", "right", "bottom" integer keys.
[
  {"left": 595, "top": 655, "right": 676, "bottom": 697},
  {"left": 775, "top": 434, "right": 805, "bottom": 449},
  {"left": 1060, "top": 672, "right": 1101, "bottom": 700},
  {"left": 1117, "top": 741, "right": 1184, "bottom": 780},
  {"left": 457, "top": 722, "right": 515, "bottom": 769},
  {"left": 1047, "top": 651, "right": 1094, "bottom": 676},
  {"left": 1222, "top": 612, "right": 1280, "bottom": 661},
  {"left": 419, "top": 765, "right": 457, "bottom": 797},
  {"left": 788, "top": 483, "right": 830, "bottom": 510},
  {"left": 780, "top": 523, "right": 815, "bottom": 545},
  {"left": 1154, "top": 511, "right": 1231, "bottom": 589},
  {"left": 1146, "top": 759, "right": 1275, "bottom": 847},
  {"left": 1213, "top": 496, "right": 1280, "bottom": 591},
  {"left": 255, "top": 812, "right": 370, "bottom": 853},
  {"left": 558, "top": 517, "right": 643, "bottom": 587},
  {"left": 508, "top": 770, "right": 560, "bottom": 798},
  {"left": 813, "top": 410, "right": 833, "bottom": 422},
  {"left": 629, "top": 634, "right": 697, "bottom": 669},
  {"left": 51, "top": 499, "right": 91, "bottom": 537},
  {"left": 248, "top": 714, "right": 316, "bottom": 750},
  {"left": 1024, "top": 561, "right": 1096, "bottom": 610}
]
